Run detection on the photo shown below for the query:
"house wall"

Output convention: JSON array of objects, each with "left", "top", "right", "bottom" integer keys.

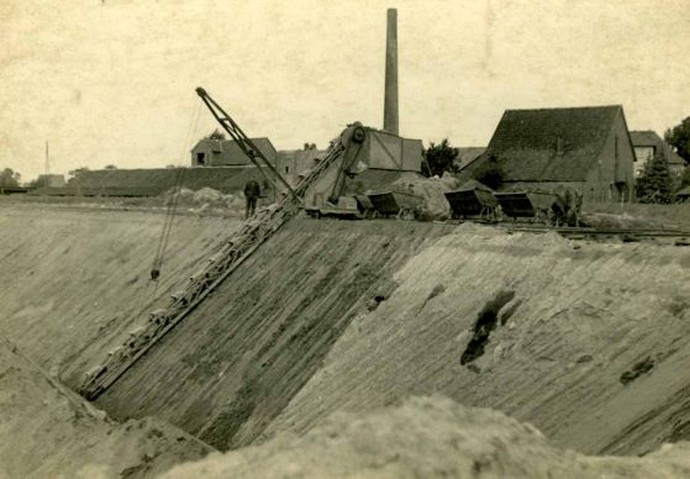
[
  {"left": 634, "top": 146, "right": 655, "bottom": 162},
  {"left": 585, "top": 112, "right": 635, "bottom": 203},
  {"left": 190, "top": 143, "right": 235, "bottom": 167},
  {"left": 191, "top": 140, "right": 277, "bottom": 167},
  {"left": 634, "top": 150, "right": 687, "bottom": 178},
  {"left": 37, "top": 174, "right": 66, "bottom": 188},
  {"left": 633, "top": 146, "right": 655, "bottom": 177},
  {"left": 275, "top": 149, "right": 325, "bottom": 184}
]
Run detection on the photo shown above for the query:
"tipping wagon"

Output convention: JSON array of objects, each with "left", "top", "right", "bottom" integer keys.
[
  {"left": 444, "top": 182, "right": 498, "bottom": 220},
  {"left": 493, "top": 191, "right": 557, "bottom": 223},
  {"left": 365, "top": 190, "right": 423, "bottom": 220}
]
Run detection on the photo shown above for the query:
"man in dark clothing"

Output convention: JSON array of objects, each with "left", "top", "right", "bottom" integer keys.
[{"left": 244, "top": 179, "right": 261, "bottom": 219}]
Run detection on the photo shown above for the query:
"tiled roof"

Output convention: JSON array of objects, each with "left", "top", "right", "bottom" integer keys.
[
  {"left": 455, "top": 147, "right": 486, "bottom": 169},
  {"left": 630, "top": 130, "right": 686, "bottom": 166},
  {"left": 480, "top": 105, "right": 624, "bottom": 181}
]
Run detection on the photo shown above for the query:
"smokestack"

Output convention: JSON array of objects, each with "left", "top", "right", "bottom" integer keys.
[{"left": 383, "top": 8, "right": 399, "bottom": 136}]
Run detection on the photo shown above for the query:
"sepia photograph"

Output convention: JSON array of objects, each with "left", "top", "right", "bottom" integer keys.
[{"left": 1, "top": 0, "right": 689, "bottom": 477}]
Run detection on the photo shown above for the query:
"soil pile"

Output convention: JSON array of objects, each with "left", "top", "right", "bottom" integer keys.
[
  {"left": 0, "top": 338, "right": 213, "bottom": 479},
  {"left": 159, "top": 396, "right": 690, "bottom": 479},
  {"left": 392, "top": 173, "right": 455, "bottom": 220},
  {"left": 161, "top": 187, "right": 245, "bottom": 215}
]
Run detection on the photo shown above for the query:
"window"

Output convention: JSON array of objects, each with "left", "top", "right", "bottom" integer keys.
[
  {"left": 285, "top": 166, "right": 289, "bottom": 174},
  {"left": 196, "top": 152, "right": 206, "bottom": 165},
  {"left": 614, "top": 136, "right": 618, "bottom": 159}
]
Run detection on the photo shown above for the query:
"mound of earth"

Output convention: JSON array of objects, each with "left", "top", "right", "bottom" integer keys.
[
  {"left": 158, "top": 396, "right": 690, "bottom": 479},
  {"left": 161, "top": 186, "right": 245, "bottom": 215},
  {"left": 0, "top": 337, "right": 213, "bottom": 479},
  {"left": 392, "top": 173, "right": 456, "bottom": 220}
]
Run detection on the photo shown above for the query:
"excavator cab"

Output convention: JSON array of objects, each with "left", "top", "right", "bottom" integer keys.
[{"left": 305, "top": 123, "right": 369, "bottom": 219}]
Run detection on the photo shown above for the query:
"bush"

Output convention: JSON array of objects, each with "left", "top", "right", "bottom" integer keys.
[
  {"left": 472, "top": 154, "right": 505, "bottom": 190},
  {"left": 423, "top": 139, "right": 459, "bottom": 178},
  {"left": 636, "top": 152, "right": 673, "bottom": 204}
]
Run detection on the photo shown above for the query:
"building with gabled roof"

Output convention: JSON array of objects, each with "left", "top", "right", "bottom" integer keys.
[
  {"left": 190, "top": 138, "right": 277, "bottom": 167},
  {"left": 275, "top": 144, "right": 326, "bottom": 183},
  {"left": 630, "top": 130, "right": 686, "bottom": 177},
  {"left": 461, "top": 105, "right": 636, "bottom": 203},
  {"left": 454, "top": 147, "right": 486, "bottom": 170}
]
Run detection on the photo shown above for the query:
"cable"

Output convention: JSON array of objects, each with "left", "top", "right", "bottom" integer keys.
[{"left": 149, "top": 100, "right": 201, "bottom": 281}]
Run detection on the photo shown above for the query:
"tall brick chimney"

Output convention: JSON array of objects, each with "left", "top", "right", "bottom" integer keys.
[{"left": 383, "top": 8, "right": 399, "bottom": 136}]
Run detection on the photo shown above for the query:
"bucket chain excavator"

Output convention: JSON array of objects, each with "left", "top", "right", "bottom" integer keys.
[{"left": 79, "top": 89, "right": 365, "bottom": 400}]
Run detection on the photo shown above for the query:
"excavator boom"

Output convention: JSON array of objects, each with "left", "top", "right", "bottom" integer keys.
[
  {"left": 78, "top": 106, "right": 350, "bottom": 400},
  {"left": 195, "top": 87, "right": 299, "bottom": 201}
]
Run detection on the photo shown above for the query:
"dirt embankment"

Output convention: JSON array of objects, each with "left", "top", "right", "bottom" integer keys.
[
  {"left": 0, "top": 201, "right": 241, "bottom": 388},
  {"left": 264, "top": 223, "right": 690, "bottom": 456},
  {"left": 94, "top": 219, "right": 457, "bottom": 451},
  {"left": 3, "top": 199, "right": 690, "bottom": 463},
  {"left": 0, "top": 337, "right": 213, "bottom": 479},
  {"left": 158, "top": 396, "right": 690, "bottom": 479}
]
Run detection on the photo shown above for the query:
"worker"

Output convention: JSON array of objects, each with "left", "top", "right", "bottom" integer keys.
[{"left": 244, "top": 179, "right": 261, "bottom": 219}]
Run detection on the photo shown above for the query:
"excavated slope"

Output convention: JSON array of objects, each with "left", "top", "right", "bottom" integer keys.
[
  {"left": 3, "top": 200, "right": 690, "bottom": 460},
  {"left": 0, "top": 202, "right": 241, "bottom": 387},
  {"left": 95, "top": 219, "right": 456, "bottom": 451},
  {"left": 0, "top": 337, "right": 212, "bottom": 479},
  {"left": 265, "top": 223, "right": 690, "bottom": 456}
]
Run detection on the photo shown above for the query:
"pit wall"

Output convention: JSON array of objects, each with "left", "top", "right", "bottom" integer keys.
[
  {"left": 4, "top": 203, "right": 690, "bottom": 458},
  {"left": 97, "top": 217, "right": 690, "bottom": 457},
  {"left": 0, "top": 204, "right": 241, "bottom": 387},
  {"left": 265, "top": 223, "right": 690, "bottom": 456},
  {"left": 94, "top": 219, "right": 456, "bottom": 450}
]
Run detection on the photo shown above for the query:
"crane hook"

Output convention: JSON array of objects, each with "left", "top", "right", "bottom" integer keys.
[{"left": 150, "top": 268, "right": 161, "bottom": 282}]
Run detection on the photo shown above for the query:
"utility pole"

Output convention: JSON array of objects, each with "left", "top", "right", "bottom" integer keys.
[{"left": 45, "top": 141, "right": 50, "bottom": 174}]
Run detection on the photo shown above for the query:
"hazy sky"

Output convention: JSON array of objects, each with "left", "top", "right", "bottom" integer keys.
[{"left": 1, "top": 0, "right": 689, "bottom": 181}]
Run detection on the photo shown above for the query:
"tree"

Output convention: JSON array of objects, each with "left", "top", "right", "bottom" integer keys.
[
  {"left": 104, "top": 164, "right": 118, "bottom": 170},
  {"left": 423, "top": 139, "right": 459, "bottom": 177},
  {"left": 205, "top": 129, "right": 226, "bottom": 141},
  {"left": 472, "top": 154, "right": 505, "bottom": 190},
  {"left": 677, "top": 167, "right": 690, "bottom": 191},
  {"left": 636, "top": 151, "right": 673, "bottom": 204},
  {"left": 67, "top": 167, "right": 89, "bottom": 184},
  {"left": 0, "top": 168, "right": 20, "bottom": 187},
  {"left": 664, "top": 116, "right": 690, "bottom": 163}
]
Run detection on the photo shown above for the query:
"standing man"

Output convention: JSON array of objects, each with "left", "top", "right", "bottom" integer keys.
[{"left": 244, "top": 178, "right": 261, "bottom": 219}]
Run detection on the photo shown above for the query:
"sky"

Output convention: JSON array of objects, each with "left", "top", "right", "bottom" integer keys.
[{"left": 1, "top": 0, "right": 689, "bottom": 182}]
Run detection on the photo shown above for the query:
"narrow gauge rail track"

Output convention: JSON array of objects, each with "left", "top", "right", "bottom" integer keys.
[
  {"left": 441, "top": 219, "right": 690, "bottom": 244},
  {"left": 502, "top": 224, "right": 688, "bottom": 244}
]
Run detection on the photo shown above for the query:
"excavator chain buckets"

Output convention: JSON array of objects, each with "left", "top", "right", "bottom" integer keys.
[{"left": 79, "top": 89, "right": 356, "bottom": 400}]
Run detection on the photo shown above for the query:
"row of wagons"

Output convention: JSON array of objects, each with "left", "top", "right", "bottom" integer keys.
[{"left": 306, "top": 183, "right": 563, "bottom": 223}]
